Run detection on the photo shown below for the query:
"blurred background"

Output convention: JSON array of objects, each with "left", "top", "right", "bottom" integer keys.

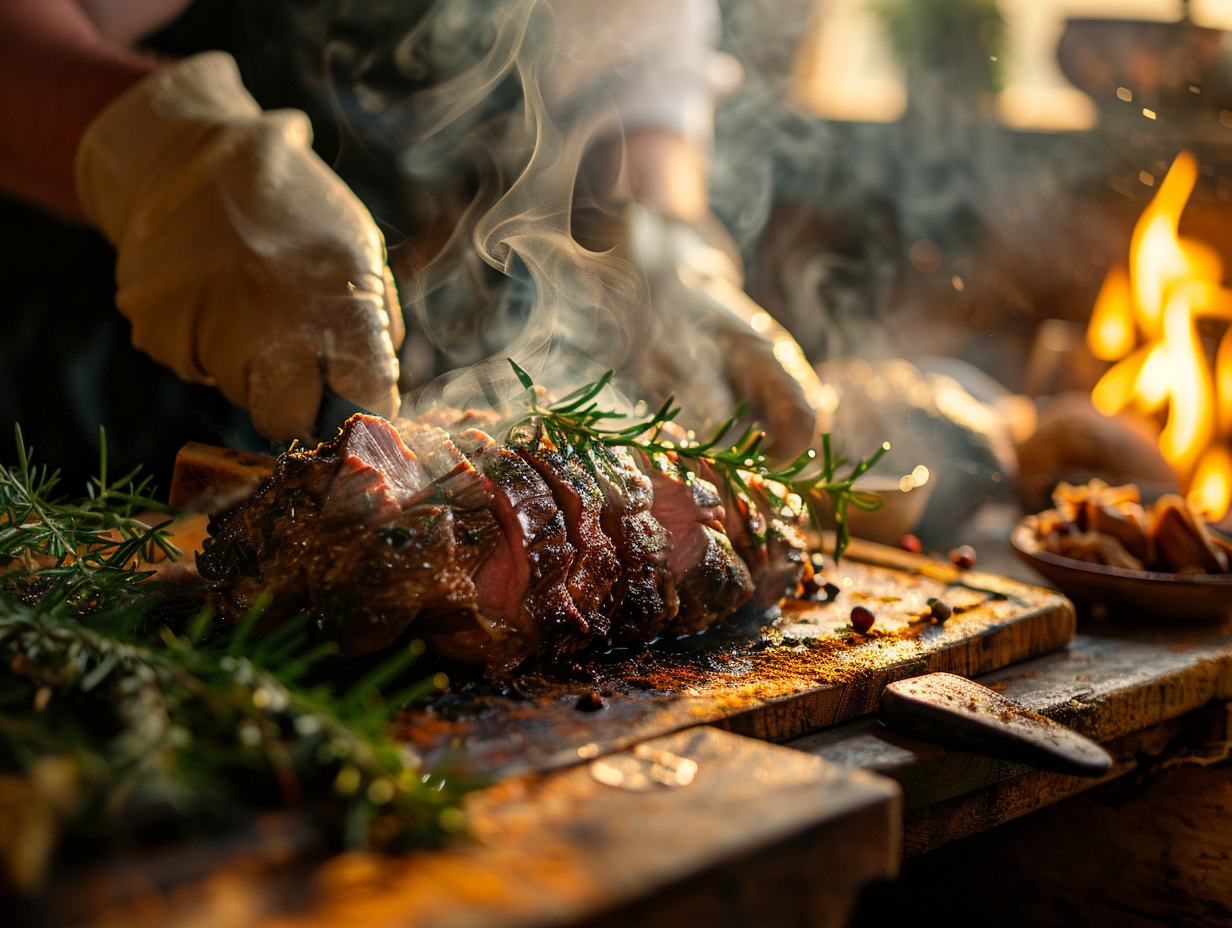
[{"left": 699, "top": 0, "right": 1232, "bottom": 561}]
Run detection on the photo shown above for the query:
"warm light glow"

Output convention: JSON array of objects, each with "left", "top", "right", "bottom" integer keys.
[
  {"left": 996, "top": 85, "right": 1097, "bottom": 133},
  {"left": 1087, "top": 265, "right": 1135, "bottom": 360},
  {"left": 1157, "top": 284, "right": 1214, "bottom": 477},
  {"left": 1188, "top": 445, "right": 1232, "bottom": 522},
  {"left": 1086, "top": 149, "right": 1232, "bottom": 516},
  {"left": 1132, "top": 344, "right": 1171, "bottom": 414},
  {"left": 792, "top": 0, "right": 906, "bottom": 123},
  {"left": 1218, "top": 329, "right": 1232, "bottom": 438}
]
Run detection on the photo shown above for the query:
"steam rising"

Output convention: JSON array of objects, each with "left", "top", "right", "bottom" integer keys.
[{"left": 307, "top": 0, "right": 650, "bottom": 418}]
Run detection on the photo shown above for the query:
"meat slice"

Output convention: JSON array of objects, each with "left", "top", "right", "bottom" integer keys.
[
  {"left": 198, "top": 415, "right": 499, "bottom": 656},
  {"left": 744, "top": 475, "right": 811, "bottom": 611},
  {"left": 200, "top": 406, "right": 811, "bottom": 671},
  {"left": 642, "top": 453, "right": 754, "bottom": 633},
  {"left": 692, "top": 460, "right": 810, "bottom": 613},
  {"left": 394, "top": 420, "right": 490, "bottom": 510},
  {"left": 517, "top": 442, "right": 621, "bottom": 639},
  {"left": 450, "top": 428, "right": 588, "bottom": 667},
  {"left": 589, "top": 446, "right": 679, "bottom": 643}
]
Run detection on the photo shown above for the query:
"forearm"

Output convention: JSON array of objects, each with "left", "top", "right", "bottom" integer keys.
[{"left": 0, "top": 0, "right": 159, "bottom": 218}]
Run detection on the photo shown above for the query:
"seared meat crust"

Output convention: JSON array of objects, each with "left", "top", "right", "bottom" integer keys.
[
  {"left": 202, "top": 413, "right": 810, "bottom": 672},
  {"left": 198, "top": 416, "right": 499, "bottom": 656},
  {"left": 518, "top": 445, "right": 621, "bottom": 639}
]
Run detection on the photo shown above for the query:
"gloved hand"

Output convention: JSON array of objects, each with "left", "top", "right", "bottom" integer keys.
[
  {"left": 625, "top": 206, "right": 825, "bottom": 462},
  {"left": 74, "top": 52, "right": 404, "bottom": 442}
]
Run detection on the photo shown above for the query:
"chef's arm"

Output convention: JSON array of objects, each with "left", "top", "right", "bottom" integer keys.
[
  {"left": 0, "top": 1, "right": 405, "bottom": 442},
  {"left": 0, "top": 0, "right": 157, "bottom": 217},
  {"left": 556, "top": 0, "right": 825, "bottom": 459}
]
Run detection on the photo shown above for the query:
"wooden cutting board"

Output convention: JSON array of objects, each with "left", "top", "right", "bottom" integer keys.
[
  {"left": 164, "top": 443, "right": 1076, "bottom": 780},
  {"left": 402, "top": 539, "right": 1076, "bottom": 779}
]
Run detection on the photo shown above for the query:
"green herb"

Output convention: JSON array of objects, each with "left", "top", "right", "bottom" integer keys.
[
  {"left": 0, "top": 425, "right": 179, "bottom": 611},
  {"left": 507, "top": 361, "right": 887, "bottom": 564},
  {"left": 0, "top": 429, "right": 469, "bottom": 893}
]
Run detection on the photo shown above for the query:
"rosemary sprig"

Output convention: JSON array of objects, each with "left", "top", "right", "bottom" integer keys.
[
  {"left": 0, "top": 431, "right": 470, "bottom": 893},
  {"left": 507, "top": 361, "right": 888, "bottom": 563},
  {"left": 0, "top": 425, "right": 179, "bottom": 611},
  {"left": 0, "top": 602, "right": 465, "bottom": 855}
]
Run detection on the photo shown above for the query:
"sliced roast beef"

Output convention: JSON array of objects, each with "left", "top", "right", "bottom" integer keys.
[
  {"left": 687, "top": 456, "right": 810, "bottom": 613},
  {"left": 516, "top": 440, "right": 621, "bottom": 639},
  {"left": 642, "top": 453, "right": 754, "bottom": 633},
  {"left": 395, "top": 420, "right": 491, "bottom": 510},
  {"left": 452, "top": 427, "right": 590, "bottom": 666},
  {"left": 201, "top": 404, "right": 816, "bottom": 673},
  {"left": 743, "top": 475, "right": 811, "bottom": 611},
  {"left": 589, "top": 446, "right": 679, "bottom": 643},
  {"left": 691, "top": 459, "right": 769, "bottom": 599},
  {"left": 198, "top": 415, "right": 500, "bottom": 656}
]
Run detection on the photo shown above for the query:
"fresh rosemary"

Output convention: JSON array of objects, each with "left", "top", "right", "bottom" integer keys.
[
  {"left": 0, "top": 428, "right": 468, "bottom": 893},
  {"left": 0, "top": 425, "right": 180, "bottom": 612},
  {"left": 507, "top": 361, "right": 888, "bottom": 564}
]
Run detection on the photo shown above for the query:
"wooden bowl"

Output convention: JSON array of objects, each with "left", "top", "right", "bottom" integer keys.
[{"left": 1010, "top": 520, "right": 1232, "bottom": 623}]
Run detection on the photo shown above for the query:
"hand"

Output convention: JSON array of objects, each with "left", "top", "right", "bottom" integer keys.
[
  {"left": 74, "top": 52, "right": 405, "bottom": 442},
  {"left": 625, "top": 206, "right": 824, "bottom": 461}
]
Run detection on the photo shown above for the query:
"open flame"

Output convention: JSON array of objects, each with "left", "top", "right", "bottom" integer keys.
[{"left": 1087, "top": 151, "right": 1232, "bottom": 522}]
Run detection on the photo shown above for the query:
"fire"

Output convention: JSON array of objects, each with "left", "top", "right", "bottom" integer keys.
[{"left": 1087, "top": 151, "right": 1232, "bottom": 522}]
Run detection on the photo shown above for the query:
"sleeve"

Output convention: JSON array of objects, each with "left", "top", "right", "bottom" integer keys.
[{"left": 75, "top": 0, "right": 193, "bottom": 44}]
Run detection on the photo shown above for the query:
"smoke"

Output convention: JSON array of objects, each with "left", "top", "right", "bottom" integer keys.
[
  {"left": 707, "top": 0, "right": 1120, "bottom": 377},
  {"left": 289, "top": 0, "right": 649, "bottom": 420},
  {"left": 283, "top": 0, "right": 1113, "bottom": 423}
]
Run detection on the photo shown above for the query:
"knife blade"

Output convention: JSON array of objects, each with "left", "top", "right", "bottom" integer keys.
[{"left": 312, "top": 386, "right": 381, "bottom": 442}]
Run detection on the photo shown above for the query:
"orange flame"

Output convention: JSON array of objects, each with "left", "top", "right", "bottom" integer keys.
[
  {"left": 1087, "top": 151, "right": 1232, "bottom": 522},
  {"left": 1086, "top": 266, "right": 1135, "bottom": 361}
]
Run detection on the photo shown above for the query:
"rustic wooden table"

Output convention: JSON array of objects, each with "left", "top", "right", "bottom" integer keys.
[{"left": 29, "top": 508, "right": 1232, "bottom": 928}]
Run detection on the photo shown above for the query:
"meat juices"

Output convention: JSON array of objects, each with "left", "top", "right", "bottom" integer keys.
[{"left": 199, "top": 414, "right": 813, "bottom": 672}]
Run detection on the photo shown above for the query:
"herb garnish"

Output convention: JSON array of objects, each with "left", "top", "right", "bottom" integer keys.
[
  {"left": 0, "top": 428, "right": 467, "bottom": 893},
  {"left": 507, "top": 361, "right": 888, "bottom": 564}
]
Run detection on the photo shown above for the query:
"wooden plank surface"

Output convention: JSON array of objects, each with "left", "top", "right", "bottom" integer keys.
[
  {"left": 405, "top": 539, "right": 1076, "bottom": 779},
  {"left": 790, "top": 617, "right": 1232, "bottom": 855},
  {"left": 59, "top": 728, "right": 901, "bottom": 928},
  {"left": 854, "top": 762, "right": 1232, "bottom": 926}
]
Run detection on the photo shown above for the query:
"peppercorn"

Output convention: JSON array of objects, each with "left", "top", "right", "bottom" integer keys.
[
  {"left": 929, "top": 600, "right": 952, "bottom": 622},
  {"left": 949, "top": 545, "right": 977, "bottom": 569},
  {"left": 803, "top": 576, "right": 842, "bottom": 602},
  {"left": 850, "top": 605, "right": 875, "bottom": 634},
  {"left": 575, "top": 691, "right": 606, "bottom": 712},
  {"left": 898, "top": 533, "right": 922, "bottom": 554},
  {"left": 800, "top": 573, "right": 823, "bottom": 599}
]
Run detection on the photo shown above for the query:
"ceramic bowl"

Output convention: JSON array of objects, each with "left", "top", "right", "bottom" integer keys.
[{"left": 1010, "top": 520, "right": 1232, "bottom": 623}]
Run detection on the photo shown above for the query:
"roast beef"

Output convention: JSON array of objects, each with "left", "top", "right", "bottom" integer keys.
[
  {"left": 197, "top": 415, "right": 501, "bottom": 657},
  {"left": 200, "top": 413, "right": 813, "bottom": 672}
]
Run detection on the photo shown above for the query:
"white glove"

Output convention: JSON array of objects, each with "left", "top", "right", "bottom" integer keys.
[
  {"left": 626, "top": 206, "right": 825, "bottom": 461},
  {"left": 74, "top": 52, "right": 405, "bottom": 441}
]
